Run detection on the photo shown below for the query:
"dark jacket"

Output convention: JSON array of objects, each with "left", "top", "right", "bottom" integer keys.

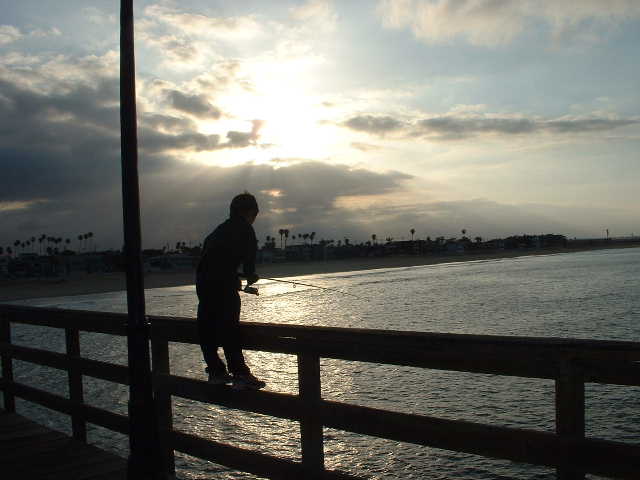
[{"left": 196, "top": 215, "right": 257, "bottom": 296}]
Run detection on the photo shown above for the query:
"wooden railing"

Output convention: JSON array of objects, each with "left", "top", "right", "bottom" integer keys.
[{"left": 1, "top": 304, "right": 639, "bottom": 479}]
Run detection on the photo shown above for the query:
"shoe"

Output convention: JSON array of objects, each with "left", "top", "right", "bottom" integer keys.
[
  {"left": 232, "top": 373, "right": 266, "bottom": 390},
  {"left": 207, "top": 371, "right": 232, "bottom": 385}
]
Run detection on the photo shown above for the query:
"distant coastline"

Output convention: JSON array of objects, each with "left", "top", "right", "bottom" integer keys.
[{"left": 1, "top": 243, "right": 638, "bottom": 302}]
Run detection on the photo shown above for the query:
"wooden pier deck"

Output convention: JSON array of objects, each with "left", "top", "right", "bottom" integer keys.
[{"left": 0, "top": 409, "right": 127, "bottom": 480}]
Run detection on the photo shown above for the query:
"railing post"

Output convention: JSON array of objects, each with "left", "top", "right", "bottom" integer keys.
[
  {"left": 152, "top": 331, "right": 175, "bottom": 479},
  {"left": 1, "top": 314, "right": 15, "bottom": 412},
  {"left": 66, "top": 327, "right": 87, "bottom": 442},
  {"left": 555, "top": 358, "right": 585, "bottom": 480},
  {"left": 298, "top": 352, "right": 324, "bottom": 478}
]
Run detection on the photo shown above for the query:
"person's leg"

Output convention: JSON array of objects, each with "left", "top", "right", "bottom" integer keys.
[
  {"left": 220, "top": 291, "right": 251, "bottom": 376},
  {"left": 197, "top": 301, "right": 227, "bottom": 375}
]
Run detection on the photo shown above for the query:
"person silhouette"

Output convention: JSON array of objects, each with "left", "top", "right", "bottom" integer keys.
[{"left": 196, "top": 192, "right": 265, "bottom": 390}]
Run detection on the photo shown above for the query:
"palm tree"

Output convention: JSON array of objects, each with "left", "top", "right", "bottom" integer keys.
[
  {"left": 278, "top": 229, "right": 284, "bottom": 249},
  {"left": 88, "top": 232, "right": 94, "bottom": 251},
  {"left": 371, "top": 234, "right": 377, "bottom": 244},
  {"left": 302, "top": 233, "right": 309, "bottom": 244},
  {"left": 77, "top": 235, "right": 83, "bottom": 252},
  {"left": 283, "top": 229, "right": 289, "bottom": 249},
  {"left": 410, "top": 228, "right": 415, "bottom": 241},
  {"left": 310, "top": 232, "right": 316, "bottom": 245}
]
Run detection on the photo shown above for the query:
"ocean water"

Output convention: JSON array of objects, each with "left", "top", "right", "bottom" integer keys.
[{"left": 7, "top": 248, "right": 640, "bottom": 479}]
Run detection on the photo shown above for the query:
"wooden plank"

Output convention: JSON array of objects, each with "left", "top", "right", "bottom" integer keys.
[
  {"left": 5, "top": 381, "right": 75, "bottom": 415},
  {"left": 3, "top": 305, "right": 638, "bottom": 361},
  {"left": 164, "top": 372, "right": 639, "bottom": 478},
  {"left": 0, "top": 317, "right": 15, "bottom": 412},
  {"left": 159, "top": 374, "right": 303, "bottom": 420},
  {"left": 556, "top": 359, "right": 585, "bottom": 480},
  {"left": 0, "top": 433, "right": 72, "bottom": 461},
  {"left": 77, "top": 357, "right": 129, "bottom": 385},
  {"left": 83, "top": 404, "right": 130, "bottom": 435},
  {"left": 0, "top": 305, "right": 127, "bottom": 335},
  {"left": 151, "top": 333, "right": 175, "bottom": 476},
  {"left": 24, "top": 446, "right": 124, "bottom": 479},
  {"left": 149, "top": 314, "right": 640, "bottom": 360},
  {"left": 0, "top": 343, "right": 129, "bottom": 384},
  {"left": 0, "top": 411, "right": 127, "bottom": 479},
  {"left": 150, "top": 315, "right": 640, "bottom": 384},
  {"left": 172, "top": 429, "right": 360, "bottom": 480},
  {"left": 318, "top": 399, "right": 640, "bottom": 479},
  {"left": 298, "top": 352, "right": 324, "bottom": 477},
  {"left": 67, "top": 327, "right": 87, "bottom": 442},
  {"left": 0, "top": 423, "right": 55, "bottom": 442}
]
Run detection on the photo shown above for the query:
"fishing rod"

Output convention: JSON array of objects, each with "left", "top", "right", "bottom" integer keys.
[{"left": 241, "top": 275, "right": 361, "bottom": 298}]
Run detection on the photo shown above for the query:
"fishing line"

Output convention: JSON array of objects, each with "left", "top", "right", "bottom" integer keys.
[{"left": 241, "top": 275, "right": 361, "bottom": 299}]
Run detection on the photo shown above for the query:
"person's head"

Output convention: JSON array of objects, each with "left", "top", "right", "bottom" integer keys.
[{"left": 230, "top": 192, "right": 259, "bottom": 224}]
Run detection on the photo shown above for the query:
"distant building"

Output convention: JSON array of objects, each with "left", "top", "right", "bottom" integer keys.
[{"left": 446, "top": 242, "right": 465, "bottom": 254}]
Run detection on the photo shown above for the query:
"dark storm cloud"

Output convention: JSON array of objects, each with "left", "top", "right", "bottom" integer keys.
[
  {"left": 138, "top": 160, "right": 414, "bottom": 248},
  {"left": 165, "top": 89, "right": 222, "bottom": 119},
  {"left": 0, "top": 77, "right": 121, "bottom": 202},
  {"left": 224, "top": 120, "right": 263, "bottom": 148},
  {"left": 343, "top": 115, "right": 405, "bottom": 135},
  {"left": 0, "top": 60, "right": 418, "bottom": 249},
  {"left": 139, "top": 128, "right": 221, "bottom": 153},
  {"left": 342, "top": 112, "right": 639, "bottom": 140}
]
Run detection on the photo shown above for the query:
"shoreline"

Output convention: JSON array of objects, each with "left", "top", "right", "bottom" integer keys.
[{"left": 1, "top": 244, "right": 638, "bottom": 302}]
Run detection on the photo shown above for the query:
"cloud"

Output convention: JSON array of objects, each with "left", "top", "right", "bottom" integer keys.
[
  {"left": 144, "top": 4, "right": 262, "bottom": 40},
  {"left": 225, "top": 120, "right": 264, "bottom": 148},
  {"left": 136, "top": 3, "right": 263, "bottom": 68},
  {"left": 0, "top": 25, "right": 22, "bottom": 46},
  {"left": 29, "top": 27, "right": 62, "bottom": 38},
  {"left": 341, "top": 112, "right": 640, "bottom": 140},
  {"left": 0, "top": 48, "right": 283, "bottom": 248},
  {"left": 376, "top": 0, "right": 640, "bottom": 46},
  {"left": 165, "top": 89, "right": 222, "bottom": 119},
  {"left": 290, "top": 0, "right": 338, "bottom": 32},
  {"left": 344, "top": 115, "right": 406, "bottom": 135}
]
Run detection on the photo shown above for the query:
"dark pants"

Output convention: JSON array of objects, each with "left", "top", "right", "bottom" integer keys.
[{"left": 196, "top": 288, "right": 250, "bottom": 376}]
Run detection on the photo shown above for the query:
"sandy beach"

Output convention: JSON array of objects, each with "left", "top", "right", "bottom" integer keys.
[{"left": 1, "top": 244, "right": 638, "bottom": 302}]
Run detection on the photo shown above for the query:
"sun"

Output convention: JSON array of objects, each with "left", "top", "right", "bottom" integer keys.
[{"left": 193, "top": 56, "right": 344, "bottom": 166}]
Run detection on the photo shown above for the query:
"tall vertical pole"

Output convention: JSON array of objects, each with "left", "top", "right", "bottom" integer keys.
[{"left": 120, "top": 1, "right": 158, "bottom": 478}]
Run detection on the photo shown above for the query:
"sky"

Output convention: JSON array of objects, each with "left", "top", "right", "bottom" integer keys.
[{"left": 1, "top": 0, "right": 639, "bottom": 251}]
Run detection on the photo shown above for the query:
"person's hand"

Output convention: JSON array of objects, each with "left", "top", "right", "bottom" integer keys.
[{"left": 245, "top": 273, "right": 259, "bottom": 286}]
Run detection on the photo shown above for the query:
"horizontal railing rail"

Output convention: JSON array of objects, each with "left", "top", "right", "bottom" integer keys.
[{"left": 1, "top": 304, "right": 639, "bottom": 480}]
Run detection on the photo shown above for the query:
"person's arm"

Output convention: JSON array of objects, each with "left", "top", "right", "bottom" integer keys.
[{"left": 242, "top": 225, "right": 258, "bottom": 285}]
